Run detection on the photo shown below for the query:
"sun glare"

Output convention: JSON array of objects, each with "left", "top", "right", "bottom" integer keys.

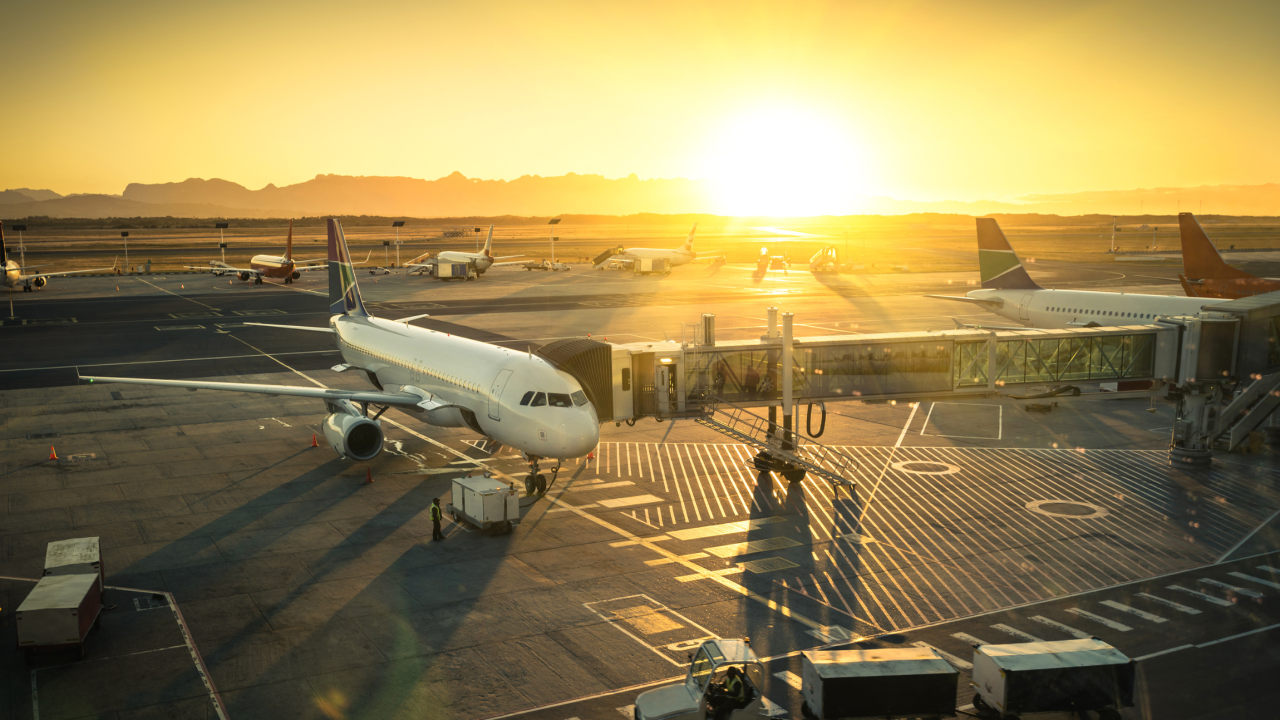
[{"left": 701, "top": 107, "right": 867, "bottom": 217}]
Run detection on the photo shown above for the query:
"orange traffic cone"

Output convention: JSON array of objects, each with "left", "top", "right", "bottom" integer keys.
[
  {"left": 310, "top": 433, "right": 319, "bottom": 448},
  {"left": 181, "top": 284, "right": 185, "bottom": 289},
  {"left": 364, "top": 468, "right": 374, "bottom": 484},
  {"left": 49, "top": 446, "right": 58, "bottom": 461},
  {"left": 116, "top": 286, "right": 119, "bottom": 291},
  {"left": 587, "top": 451, "right": 595, "bottom": 460}
]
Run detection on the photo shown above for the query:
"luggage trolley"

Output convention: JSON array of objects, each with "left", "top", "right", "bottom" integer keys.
[{"left": 446, "top": 475, "right": 520, "bottom": 535}]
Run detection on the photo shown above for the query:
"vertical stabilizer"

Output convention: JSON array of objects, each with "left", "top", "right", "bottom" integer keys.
[
  {"left": 681, "top": 223, "right": 697, "bottom": 251},
  {"left": 284, "top": 219, "right": 293, "bottom": 262},
  {"left": 482, "top": 225, "right": 494, "bottom": 258},
  {"left": 0, "top": 222, "right": 6, "bottom": 267},
  {"left": 1179, "top": 212, "right": 1251, "bottom": 280},
  {"left": 976, "top": 218, "right": 1041, "bottom": 290},
  {"left": 327, "top": 219, "right": 369, "bottom": 317}
]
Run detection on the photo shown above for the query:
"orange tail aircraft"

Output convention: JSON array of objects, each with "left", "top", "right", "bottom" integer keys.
[{"left": 1178, "top": 212, "right": 1280, "bottom": 299}]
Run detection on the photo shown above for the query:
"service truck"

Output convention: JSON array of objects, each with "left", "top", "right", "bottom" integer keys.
[{"left": 634, "top": 638, "right": 779, "bottom": 720}]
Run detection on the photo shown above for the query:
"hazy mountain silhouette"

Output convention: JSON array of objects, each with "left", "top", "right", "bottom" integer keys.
[{"left": 4, "top": 173, "right": 1280, "bottom": 218}]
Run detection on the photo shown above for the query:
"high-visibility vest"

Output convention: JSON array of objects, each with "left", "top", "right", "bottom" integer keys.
[
  {"left": 725, "top": 675, "right": 745, "bottom": 702},
  {"left": 431, "top": 505, "right": 442, "bottom": 521}
]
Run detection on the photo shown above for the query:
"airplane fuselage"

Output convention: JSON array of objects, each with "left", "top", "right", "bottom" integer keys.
[
  {"left": 617, "top": 247, "right": 696, "bottom": 267},
  {"left": 967, "top": 288, "right": 1227, "bottom": 328},
  {"left": 332, "top": 315, "right": 599, "bottom": 458},
  {"left": 1182, "top": 276, "right": 1280, "bottom": 300},
  {"left": 437, "top": 251, "right": 495, "bottom": 273},
  {"left": 248, "top": 255, "right": 300, "bottom": 280}
]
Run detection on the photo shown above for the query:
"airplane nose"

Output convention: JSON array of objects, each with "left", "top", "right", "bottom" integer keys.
[{"left": 558, "top": 410, "right": 600, "bottom": 458}]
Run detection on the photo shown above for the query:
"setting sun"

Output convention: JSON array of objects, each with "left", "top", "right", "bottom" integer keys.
[{"left": 700, "top": 107, "right": 868, "bottom": 217}]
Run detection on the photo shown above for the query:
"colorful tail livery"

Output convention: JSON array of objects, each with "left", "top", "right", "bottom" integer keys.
[
  {"left": 1179, "top": 212, "right": 1251, "bottom": 280},
  {"left": 681, "top": 223, "right": 697, "bottom": 253},
  {"left": 328, "top": 219, "right": 369, "bottom": 316},
  {"left": 977, "top": 218, "right": 1041, "bottom": 290}
]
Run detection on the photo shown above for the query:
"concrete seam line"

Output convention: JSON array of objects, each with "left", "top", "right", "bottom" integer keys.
[
  {"left": 1214, "top": 506, "right": 1280, "bottom": 564},
  {"left": 133, "top": 275, "right": 220, "bottom": 310}
]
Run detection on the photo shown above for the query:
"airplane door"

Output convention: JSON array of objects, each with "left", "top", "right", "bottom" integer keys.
[
  {"left": 488, "top": 369, "right": 514, "bottom": 421},
  {"left": 1018, "top": 294, "right": 1033, "bottom": 321}
]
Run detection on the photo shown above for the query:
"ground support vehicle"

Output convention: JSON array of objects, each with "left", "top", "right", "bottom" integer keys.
[
  {"left": 16, "top": 573, "right": 102, "bottom": 661},
  {"left": 970, "top": 639, "right": 1133, "bottom": 719},
  {"left": 636, "top": 258, "right": 671, "bottom": 276},
  {"left": 799, "top": 647, "right": 958, "bottom": 720},
  {"left": 446, "top": 475, "right": 520, "bottom": 535},
  {"left": 634, "top": 638, "right": 783, "bottom": 720}
]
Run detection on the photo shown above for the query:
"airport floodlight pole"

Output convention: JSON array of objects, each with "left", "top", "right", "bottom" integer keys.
[
  {"left": 1110, "top": 219, "right": 1115, "bottom": 254},
  {"left": 782, "top": 312, "right": 794, "bottom": 450},
  {"left": 383, "top": 240, "right": 390, "bottom": 266},
  {"left": 392, "top": 221, "right": 405, "bottom": 266},
  {"left": 215, "top": 223, "right": 229, "bottom": 263},
  {"left": 549, "top": 218, "right": 561, "bottom": 264},
  {"left": 121, "top": 232, "right": 129, "bottom": 272}
]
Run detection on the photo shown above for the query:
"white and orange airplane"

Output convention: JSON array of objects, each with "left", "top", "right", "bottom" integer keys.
[{"left": 186, "top": 220, "right": 366, "bottom": 285}]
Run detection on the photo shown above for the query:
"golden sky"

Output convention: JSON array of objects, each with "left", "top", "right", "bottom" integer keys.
[{"left": 5, "top": 0, "right": 1279, "bottom": 213}]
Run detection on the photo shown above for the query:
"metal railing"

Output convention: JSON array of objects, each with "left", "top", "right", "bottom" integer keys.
[{"left": 695, "top": 397, "right": 858, "bottom": 488}]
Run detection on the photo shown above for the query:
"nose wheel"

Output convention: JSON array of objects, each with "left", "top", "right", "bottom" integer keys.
[{"left": 523, "top": 457, "right": 561, "bottom": 496}]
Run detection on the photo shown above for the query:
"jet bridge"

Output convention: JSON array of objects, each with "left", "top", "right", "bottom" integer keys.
[{"left": 539, "top": 295, "right": 1280, "bottom": 484}]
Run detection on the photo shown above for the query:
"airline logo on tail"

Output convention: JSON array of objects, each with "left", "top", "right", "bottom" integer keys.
[
  {"left": 976, "top": 218, "right": 1041, "bottom": 290},
  {"left": 682, "top": 223, "right": 697, "bottom": 252},
  {"left": 327, "top": 219, "right": 369, "bottom": 316}
]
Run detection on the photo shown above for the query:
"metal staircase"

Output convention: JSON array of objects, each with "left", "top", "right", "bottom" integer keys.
[
  {"left": 1211, "top": 371, "right": 1280, "bottom": 451},
  {"left": 694, "top": 397, "right": 858, "bottom": 488}
]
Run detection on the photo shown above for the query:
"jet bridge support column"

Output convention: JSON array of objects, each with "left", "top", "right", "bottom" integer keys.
[
  {"left": 1170, "top": 383, "right": 1220, "bottom": 466},
  {"left": 782, "top": 312, "right": 794, "bottom": 450}
]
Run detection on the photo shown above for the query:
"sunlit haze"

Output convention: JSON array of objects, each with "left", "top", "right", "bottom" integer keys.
[{"left": 4, "top": 0, "right": 1279, "bottom": 213}]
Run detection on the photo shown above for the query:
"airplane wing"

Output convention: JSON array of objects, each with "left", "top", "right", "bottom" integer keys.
[
  {"left": 492, "top": 255, "right": 522, "bottom": 260},
  {"left": 488, "top": 260, "right": 530, "bottom": 268},
  {"left": 80, "top": 375, "right": 436, "bottom": 410},
  {"left": 294, "top": 263, "right": 329, "bottom": 272},
  {"left": 924, "top": 294, "right": 1005, "bottom": 308},
  {"left": 22, "top": 265, "right": 117, "bottom": 279},
  {"left": 242, "top": 322, "right": 335, "bottom": 333},
  {"left": 351, "top": 250, "right": 373, "bottom": 266},
  {"left": 951, "top": 318, "right": 1027, "bottom": 331},
  {"left": 186, "top": 264, "right": 260, "bottom": 275}
]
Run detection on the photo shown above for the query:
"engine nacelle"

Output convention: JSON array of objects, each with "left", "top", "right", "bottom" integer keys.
[
  {"left": 291, "top": 271, "right": 301, "bottom": 280},
  {"left": 323, "top": 411, "right": 384, "bottom": 461},
  {"left": 32, "top": 276, "right": 47, "bottom": 288},
  {"left": 239, "top": 272, "right": 252, "bottom": 282}
]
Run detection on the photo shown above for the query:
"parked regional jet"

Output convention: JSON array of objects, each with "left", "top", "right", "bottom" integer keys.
[
  {"left": 926, "top": 218, "right": 1229, "bottom": 329},
  {"left": 186, "top": 220, "right": 348, "bottom": 285},
  {"left": 404, "top": 225, "right": 523, "bottom": 276},
  {"left": 85, "top": 219, "right": 597, "bottom": 490},
  {"left": 595, "top": 224, "right": 700, "bottom": 270},
  {"left": 1177, "top": 212, "right": 1280, "bottom": 299},
  {"left": 2, "top": 225, "right": 116, "bottom": 291}
]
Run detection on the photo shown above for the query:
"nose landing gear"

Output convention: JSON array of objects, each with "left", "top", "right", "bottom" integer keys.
[{"left": 522, "top": 455, "right": 562, "bottom": 496}]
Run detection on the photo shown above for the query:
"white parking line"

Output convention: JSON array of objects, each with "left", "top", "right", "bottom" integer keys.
[
  {"left": 598, "top": 494, "right": 666, "bottom": 508},
  {"left": 616, "top": 706, "right": 635, "bottom": 719},
  {"left": 1198, "top": 577, "right": 1264, "bottom": 598},
  {"left": 774, "top": 671, "right": 804, "bottom": 690},
  {"left": 1231, "top": 572, "right": 1280, "bottom": 591},
  {"left": 913, "top": 642, "right": 972, "bottom": 670},
  {"left": 1029, "top": 615, "right": 1092, "bottom": 639},
  {"left": 1134, "top": 592, "right": 1201, "bottom": 615},
  {"left": 991, "top": 624, "right": 1043, "bottom": 642},
  {"left": 1100, "top": 600, "right": 1167, "bottom": 623},
  {"left": 952, "top": 632, "right": 986, "bottom": 646},
  {"left": 1168, "top": 585, "right": 1234, "bottom": 607},
  {"left": 1065, "top": 608, "right": 1132, "bottom": 632}
]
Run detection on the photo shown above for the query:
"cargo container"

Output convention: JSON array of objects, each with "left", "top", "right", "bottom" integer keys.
[
  {"left": 636, "top": 258, "right": 670, "bottom": 275},
  {"left": 971, "top": 638, "right": 1134, "bottom": 718},
  {"left": 16, "top": 573, "right": 103, "bottom": 659},
  {"left": 44, "top": 536, "right": 104, "bottom": 591},
  {"left": 446, "top": 475, "right": 520, "bottom": 535},
  {"left": 440, "top": 261, "right": 477, "bottom": 281},
  {"left": 800, "top": 647, "right": 958, "bottom": 720}
]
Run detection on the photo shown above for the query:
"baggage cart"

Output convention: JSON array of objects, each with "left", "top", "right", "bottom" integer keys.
[
  {"left": 636, "top": 258, "right": 670, "bottom": 275},
  {"left": 440, "top": 261, "right": 477, "bottom": 281},
  {"left": 44, "top": 536, "right": 104, "bottom": 591},
  {"left": 16, "top": 573, "right": 103, "bottom": 660},
  {"left": 800, "top": 647, "right": 958, "bottom": 720},
  {"left": 971, "top": 638, "right": 1134, "bottom": 719},
  {"left": 446, "top": 475, "right": 519, "bottom": 535}
]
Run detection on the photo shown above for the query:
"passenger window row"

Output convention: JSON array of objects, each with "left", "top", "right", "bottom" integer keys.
[
  {"left": 1048, "top": 307, "right": 1155, "bottom": 319},
  {"left": 348, "top": 340, "right": 480, "bottom": 393}
]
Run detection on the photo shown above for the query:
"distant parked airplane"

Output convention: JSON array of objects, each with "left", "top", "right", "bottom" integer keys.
[
  {"left": 595, "top": 224, "right": 703, "bottom": 270},
  {"left": 2, "top": 224, "right": 116, "bottom": 291},
  {"left": 186, "top": 220, "right": 347, "bottom": 285},
  {"left": 927, "top": 218, "right": 1227, "bottom": 329},
  {"left": 1177, "top": 212, "right": 1280, "bottom": 299},
  {"left": 404, "top": 225, "right": 524, "bottom": 276}
]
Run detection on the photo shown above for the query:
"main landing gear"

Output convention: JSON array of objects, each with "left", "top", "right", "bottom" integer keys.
[{"left": 523, "top": 455, "right": 561, "bottom": 496}]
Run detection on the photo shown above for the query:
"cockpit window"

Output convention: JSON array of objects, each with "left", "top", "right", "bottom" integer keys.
[
  {"left": 547, "top": 393, "right": 572, "bottom": 408},
  {"left": 571, "top": 390, "right": 588, "bottom": 407},
  {"left": 519, "top": 391, "right": 534, "bottom": 406},
  {"left": 530, "top": 392, "right": 547, "bottom": 407}
]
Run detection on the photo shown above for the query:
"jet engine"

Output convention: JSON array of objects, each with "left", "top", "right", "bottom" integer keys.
[
  {"left": 32, "top": 276, "right": 47, "bottom": 288},
  {"left": 323, "top": 407, "right": 384, "bottom": 460},
  {"left": 239, "top": 272, "right": 252, "bottom": 282},
  {"left": 291, "top": 271, "right": 301, "bottom": 280}
]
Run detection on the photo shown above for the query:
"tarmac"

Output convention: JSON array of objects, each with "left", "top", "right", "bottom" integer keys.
[{"left": 1, "top": 261, "right": 1278, "bottom": 720}]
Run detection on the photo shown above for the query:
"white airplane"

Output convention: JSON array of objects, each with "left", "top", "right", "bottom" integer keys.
[
  {"left": 404, "top": 225, "right": 523, "bottom": 276},
  {"left": 85, "top": 219, "right": 599, "bottom": 491},
  {"left": 3, "top": 224, "right": 116, "bottom": 291},
  {"left": 185, "top": 220, "right": 344, "bottom": 285},
  {"left": 596, "top": 224, "right": 702, "bottom": 270},
  {"left": 926, "top": 218, "right": 1228, "bottom": 329}
]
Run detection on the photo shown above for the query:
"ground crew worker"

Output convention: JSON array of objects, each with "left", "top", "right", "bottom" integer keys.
[
  {"left": 712, "top": 666, "right": 749, "bottom": 720},
  {"left": 431, "top": 498, "right": 445, "bottom": 541}
]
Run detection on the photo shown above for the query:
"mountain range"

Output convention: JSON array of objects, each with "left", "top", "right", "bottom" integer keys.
[{"left": 3, "top": 174, "right": 1280, "bottom": 219}]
